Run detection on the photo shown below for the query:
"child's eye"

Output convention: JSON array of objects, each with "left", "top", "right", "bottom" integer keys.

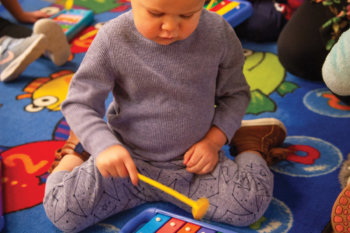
[
  {"left": 180, "top": 14, "right": 194, "bottom": 19},
  {"left": 148, "top": 11, "right": 164, "bottom": 17}
]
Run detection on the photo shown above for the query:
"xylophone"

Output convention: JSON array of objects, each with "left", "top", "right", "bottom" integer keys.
[
  {"left": 206, "top": 0, "right": 253, "bottom": 28},
  {"left": 120, "top": 208, "right": 237, "bottom": 233}
]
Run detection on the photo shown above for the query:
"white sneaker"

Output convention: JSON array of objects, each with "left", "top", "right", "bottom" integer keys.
[
  {"left": 0, "top": 34, "right": 48, "bottom": 82},
  {"left": 33, "top": 18, "right": 71, "bottom": 66}
]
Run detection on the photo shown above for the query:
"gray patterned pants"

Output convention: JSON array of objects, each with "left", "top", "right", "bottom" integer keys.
[{"left": 43, "top": 151, "right": 273, "bottom": 232}]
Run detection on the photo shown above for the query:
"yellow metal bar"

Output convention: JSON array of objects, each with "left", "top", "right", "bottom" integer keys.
[{"left": 216, "top": 1, "right": 239, "bottom": 15}]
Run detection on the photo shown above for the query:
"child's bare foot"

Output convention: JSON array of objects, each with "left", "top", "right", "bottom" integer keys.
[
  {"left": 48, "top": 130, "right": 90, "bottom": 173},
  {"left": 52, "top": 154, "right": 84, "bottom": 173}
]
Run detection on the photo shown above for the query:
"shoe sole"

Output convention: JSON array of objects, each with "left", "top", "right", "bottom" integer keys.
[
  {"left": 0, "top": 34, "right": 47, "bottom": 82},
  {"left": 241, "top": 118, "right": 287, "bottom": 134},
  {"left": 33, "top": 19, "right": 70, "bottom": 66},
  {"left": 332, "top": 184, "right": 350, "bottom": 232}
]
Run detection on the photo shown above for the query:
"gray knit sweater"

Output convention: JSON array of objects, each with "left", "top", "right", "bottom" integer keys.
[{"left": 61, "top": 10, "right": 250, "bottom": 162}]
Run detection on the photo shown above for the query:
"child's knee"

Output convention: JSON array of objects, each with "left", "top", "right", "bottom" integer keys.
[
  {"left": 43, "top": 173, "right": 94, "bottom": 232},
  {"left": 211, "top": 193, "right": 272, "bottom": 227},
  {"left": 43, "top": 189, "right": 68, "bottom": 231},
  {"left": 43, "top": 189, "right": 91, "bottom": 232}
]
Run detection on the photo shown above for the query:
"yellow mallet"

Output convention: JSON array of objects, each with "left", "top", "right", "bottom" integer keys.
[
  {"left": 137, "top": 173, "right": 209, "bottom": 220},
  {"left": 65, "top": 0, "right": 74, "bottom": 11}
]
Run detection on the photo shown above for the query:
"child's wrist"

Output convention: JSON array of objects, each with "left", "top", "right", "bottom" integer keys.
[
  {"left": 203, "top": 137, "right": 224, "bottom": 151},
  {"left": 204, "top": 126, "right": 227, "bottom": 149}
]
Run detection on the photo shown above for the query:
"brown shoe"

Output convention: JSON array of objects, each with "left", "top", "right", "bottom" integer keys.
[
  {"left": 48, "top": 130, "right": 90, "bottom": 173},
  {"left": 230, "top": 118, "right": 291, "bottom": 165}
]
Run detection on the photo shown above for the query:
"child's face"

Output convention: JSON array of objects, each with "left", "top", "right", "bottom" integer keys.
[{"left": 131, "top": 0, "right": 205, "bottom": 45}]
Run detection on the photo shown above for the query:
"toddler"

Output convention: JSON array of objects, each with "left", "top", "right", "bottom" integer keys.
[{"left": 43, "top": 0, "right": 289, "bottom": 231}]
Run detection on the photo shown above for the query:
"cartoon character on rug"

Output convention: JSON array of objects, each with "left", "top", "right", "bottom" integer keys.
[
  {"left": 16, "top": 70, "right": 74, "bottom": 112},
  {"left": 0, "top": 118, "right": 70, "bottom": 213},
  {"left": 243, "top": 49, "right": 298, "bottom": 115}
]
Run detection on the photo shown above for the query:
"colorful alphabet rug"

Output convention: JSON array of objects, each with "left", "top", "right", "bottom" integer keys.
[{"left": 0, "top": 0, "right": 349, "bottom": 232}]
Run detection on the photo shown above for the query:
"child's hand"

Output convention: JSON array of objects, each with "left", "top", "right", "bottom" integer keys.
[
  {"left": 96, "top": 145, "right": 138, "bottom": 185},
  {"left": 183, "top": 138, "right": 220, "bottom": 175},
  {"left": 1, "top": 0, "right": 50, "bottom": 23},
  {"left": 183, "top": 126, "right": 227, "bottom": 175},
  {"left": 17, "top": 11, "right": 50, "bottom": 23}
]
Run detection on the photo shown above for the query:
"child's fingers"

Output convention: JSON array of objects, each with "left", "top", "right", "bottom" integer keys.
[
  {"left": 197, "top": 163, "right": 214, "bottom": 175},
  {"left": 35, "top": 10, "right": 50, "bottom": 18},
  {"left": 124, "top": 158, "right": 138, "bottom": 186},
  {"left": 99, "top": 168, "right": 111, "bottom": 178},
  {"left": 186, "top": 151, "right": 201, "bottom": 168},
  {"left": 107, "top": 166, "right": 120, "bottom": 177},
  {"left": 116, "top": 163, "right": 129, "bottom": 178},
  {"left": 183, "top": 147, "right": 195, "bottom": 165},
  {"left": 186, "top": 156, "right": 206, "bottom": 173}
]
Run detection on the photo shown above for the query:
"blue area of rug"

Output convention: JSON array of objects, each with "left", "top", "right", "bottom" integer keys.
[{"left": 0, "top": 0, "right": 349, "bottom": 232}]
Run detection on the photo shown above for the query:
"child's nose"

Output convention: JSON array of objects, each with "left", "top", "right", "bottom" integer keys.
[{"left": 161, "top": 16, "right": 179, "bottom": 33}]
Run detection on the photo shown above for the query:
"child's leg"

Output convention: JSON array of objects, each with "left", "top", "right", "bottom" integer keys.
[
  {"left": 0, "top": 17, "right": 32, "bottom": 38},
  {"left": 145, "top": 152, "right": 273, "bottom": 226},
  {"left": 44, "top": 118, "right": 286, "bottom": 230},
  {"left": 198, "top": 152, "right": 273, "bottom": 226},
  {"left": 45, "top": 132, "right": 149, "bottom": 232},
  {"left": 44, "top": 155, "right": 151, "bottom": 232},
  {"left": 186, "top": 118, "right": 287, "bottom": 226},
  {"left": 277, "top": 0, "right": 333, "bottom": 81},
  {"left": 45, "top": 133, "right": 185, "bottom": 232},
  {"left": 145, "top": 118, "right": 287, "bottom": 226},
  {"left": 235, "top": 0, "right": 287, "bottom": 42}
]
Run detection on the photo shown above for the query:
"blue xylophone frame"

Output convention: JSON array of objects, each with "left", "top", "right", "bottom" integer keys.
[{"left": 120, "top": 207, "right": 238, "bottom": 233}]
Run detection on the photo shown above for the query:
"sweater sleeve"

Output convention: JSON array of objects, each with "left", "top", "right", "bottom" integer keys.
[
  {"left": 61, "top": 26, "right": 122, "bottom": 157},
  {"left": 212, "top": 20, "right": 251, "bottom": 142},
  {"left": 322, "top": 28, "right": 350, "bottom": 96}
]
